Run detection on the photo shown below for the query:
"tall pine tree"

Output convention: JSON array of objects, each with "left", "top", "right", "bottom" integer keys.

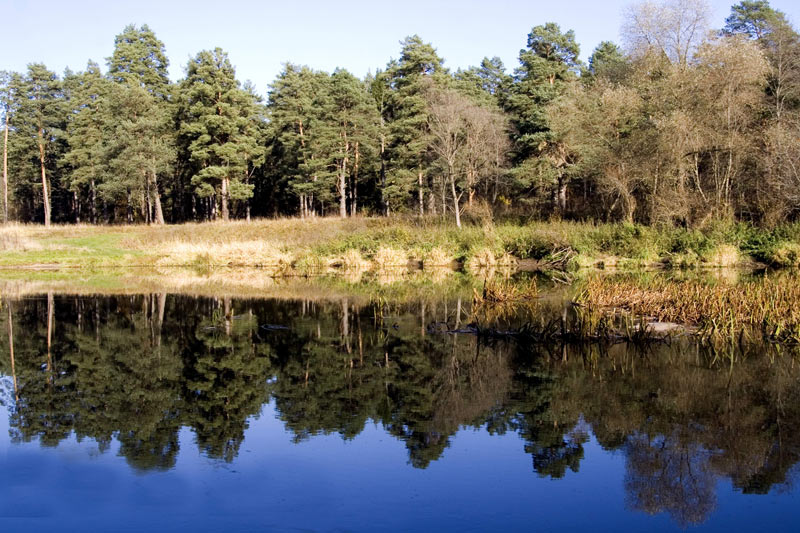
[{"left": 178, "top": 48, "right": 265, "bottom": 221}]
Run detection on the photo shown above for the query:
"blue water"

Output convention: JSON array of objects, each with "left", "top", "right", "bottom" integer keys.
[
  {"left": 1, "top": 292, "right": 799, "bottom": 531},
  {"left": 2, "top": 402, "right": 798, "bottom": 532}
]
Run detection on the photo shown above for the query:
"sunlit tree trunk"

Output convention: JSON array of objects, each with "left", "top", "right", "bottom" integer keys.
[
  {"left": 126, "top": 188, "right": 133, "bottom": 223},
  {"left": 221, "top": 176, "right": 230, "bottom": 221},
  {"left": 351, "top": 141, "right": 359, "bottom": 217},
  {"left": 37, "top": 128, "right": 51, "bottom": 227},
  {"left": 3, "top": 109, "right": 8, "bottom": 224},
  {"left": 449, "top": 164, "right": 462, "bottom": 228},
  {"left": 418, "top": 169, "right": 424, "bottom": 216},
  {"left": 151, "top": 161, "right": 165, "bottom": 224}
]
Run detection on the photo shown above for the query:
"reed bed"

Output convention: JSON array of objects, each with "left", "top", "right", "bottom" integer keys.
[{"left": 578, "top": 276, "right": 800, "bottom": 343}]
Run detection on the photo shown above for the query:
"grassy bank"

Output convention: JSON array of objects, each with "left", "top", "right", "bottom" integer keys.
[{"left": 2, "top": 217, "right": 800, "bottom": 271}]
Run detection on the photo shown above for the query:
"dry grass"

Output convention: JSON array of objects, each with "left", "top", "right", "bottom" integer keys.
[
  {"left": 339, "top": 249, "right": 369, "bottom": 271},
  {"left": 372, "top": 247, "right": 409, "bottom": 268},
  {"left": 0, "top": 224, "right": 43, "bottom": 251},
  {"left": 703, "top": 244, "right": 741, "bottom": 267},
  {"left": 474, "top": 278, "right": 538, "bottom": 304},
  {"left": 466, "top": 248, "right": 498, "bottom": 272},
  {"left": 423, "top": 246, "right": 454, "bottom": 267},
  {"left": 578, "top": 275, "right": 800, "bottom": 343},
  {"left": 155, "top": 240, "right": 293, "bottom": 270}
]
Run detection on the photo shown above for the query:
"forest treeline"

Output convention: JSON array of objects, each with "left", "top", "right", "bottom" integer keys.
[{"left": 1, "top": 0, "right": 799, "bottom": 228}]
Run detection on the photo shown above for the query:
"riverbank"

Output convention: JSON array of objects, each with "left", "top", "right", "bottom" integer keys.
[{"left": 1, "top": 217, "right": 799, "bottom": 272}]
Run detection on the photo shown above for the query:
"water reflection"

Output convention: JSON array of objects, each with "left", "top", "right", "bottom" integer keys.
[{"left": 0, "top": 292, "right": 799, "bottom": 527}]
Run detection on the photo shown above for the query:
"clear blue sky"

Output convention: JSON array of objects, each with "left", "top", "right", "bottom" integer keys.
[{"left": 3, "top": 0, "right": 799, "bottom": 97}]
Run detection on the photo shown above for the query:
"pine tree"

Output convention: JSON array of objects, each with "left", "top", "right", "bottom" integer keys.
[
  {"left": 13, "top": 64, "right": 64, "bottom": 227},
  {"left": 316, "top": 69, "right": 379, "bottom": 217},
  {"left": 63, "top": 62, "right": 111, "bottom": 223},
  {"left": 0, "top": 71, "right": 18, "bottom": 223},
  {"left": 368, "top": 70, "right": 392, "bottom": 216},
  {"left": 268, "top": 64, "right": 330, "bottom": 217},
  {"left": 588, "top": 41, "right": 629, "bottom": 83},
  {"left": 107, "top": 24, "right": 170, "bottom": 97},
  {"left": 103, "top": 83, "right": 173, "bottom": 224},
  {"left": 507, "top": 23, "right": 581, "bottom": 214},
  {"left": 103, "top": 24, "right": 175, "bottom": 224},
  {"left": 386, "top": 35, "right": 447, "bottom": 215},
  {"left": 178, "top": 48, "right": 265, "bottom": 221}
]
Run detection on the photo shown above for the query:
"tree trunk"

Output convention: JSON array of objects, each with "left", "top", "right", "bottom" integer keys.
[
  {"left": 141, "top": 189, "right": 149, "bottom": 224},
  {"left": 351, "top": 141, "right": 359, "bottom": 217},
  {"left": 3, "top": 109, "right": 8, "bottom": 223},
  {"left": 556, "top": 175, "right": 567, "bottom": 215},
  {"left": 339, "top": 135, "right": 349, "bottom": 218},
  {"left": 380, "top": 132, "right": 387, "bottom": 216},
  {"left": 126, "top": 188, "right": 133, "bottom": 223},
  {"left": 37, "top": 128, "right": 50, "bottom": 227},
  {"left": 151, "top": 172, "right": 165, "bottom": 225},
  {"left": 450, "top": 168, "right": 461, "bottom": 228},
  {"left": 221, "top": 176, "right": 230, "bottom": 221},
  {"left": 418, "top": 169, "right": 424, "bottom": 216},
  {"left": 339, "top": 165, "right": 347, "bottom": 218},
  {"left": 90, "top": 179, "right": 97, "bottom": 224}
]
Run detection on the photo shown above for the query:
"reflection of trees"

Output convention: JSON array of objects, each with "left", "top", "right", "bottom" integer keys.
[
  {"left": 267, "top": 299, "right": 515, "bottom": 468},
  {"left": 1, "top": 292, "right": 800, "bottom": 528},
  {"left": 183, "top": 298, "right": 271, "bottom": 461},
  {"left": 538, "top": 342, "right": 800, "bottom": 525},
  {"left": 623, "top": 431, "right": 716, "bottom": 528}
]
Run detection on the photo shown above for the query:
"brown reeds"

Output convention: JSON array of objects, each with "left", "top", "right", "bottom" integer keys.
[{"left": 578, "top": 276, "right": 800, "bottom": 343}]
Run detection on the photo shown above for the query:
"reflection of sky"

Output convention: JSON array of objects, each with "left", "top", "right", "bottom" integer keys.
[{"left": 1, "top": 401, "right": 799, "bottom": 531}]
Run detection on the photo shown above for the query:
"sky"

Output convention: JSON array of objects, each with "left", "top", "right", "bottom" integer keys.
[{"left": 3, "top": 0, "right": 800, "bottom": 97}]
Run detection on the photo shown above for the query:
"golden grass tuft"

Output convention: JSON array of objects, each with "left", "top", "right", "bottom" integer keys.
[
  {"left": 702, "top": 244, "right": 741, "bottom": 267},
  {"left": 0, "top": 225, "right": 44, "bottom": 251},
  {"left": 155, "top": 240, "right": 293, "bottom": 269},
  {"left": 339, "top": 249, "right": 369, "bottom": 271},
  {"left": 466, "top": 248, "right": 497, "bottom": 272},
  {"left": 372, "top": 247, "right": 409, "bottom": 268},
  {"left": 423, "top": 246, "right": 454, "bottom": 267}
]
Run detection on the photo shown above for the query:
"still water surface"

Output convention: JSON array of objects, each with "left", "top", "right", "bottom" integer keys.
[{"left": 1, "top": 291, "right": 799, "bottom": 531}]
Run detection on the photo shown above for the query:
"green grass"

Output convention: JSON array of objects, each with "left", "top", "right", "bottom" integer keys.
[
  {"left": 2, "top": 217, "right": 800, "bottom": 271},
  {"left": 0, "top": 229, "right": 142, "bottom": 267}
]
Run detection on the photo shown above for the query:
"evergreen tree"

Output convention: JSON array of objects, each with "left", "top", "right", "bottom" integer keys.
[
  {"left": 13, "top": 64, "right": 64, "bottom": 226},
  {"left": 588, "top": 41, "right": 629, "bottom": 83},
  {"left": 454, "top": 57, "right": 511, "bottom": 106},
  {"left": 507, "top": 23, "right": 581, "bottom": 214},
  {"left": 103, "top": 24, "right": 175, "bottom": 223},
  {"left": 724, "top": 0, "right": 780, "bottom": 40},
  {"left": 267, "top": 64, "right": 330, "bottom": 217},
  {"left": 368, "top": 69, "right": 392, "bottom": 215},
  {"left": 178, "top": 48, "right": 265, "bottom": 221},
  {"left": 107, "top": 24, "right": 171, "bottom": 97},
  {"left": 386, "top": 35, "right": 446, "bottom": 215},
  {"left": 103, "top": 83, "right": 173, "bottom": 224},
  {"left": 63, "top": 62, "right": 111, "bottom": 223},
  {"left": 0, "top": 71, "right": 19, "bottom": 223},
  {"left": 316, "top": 68, "right": 379, "bottom": 217}
]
